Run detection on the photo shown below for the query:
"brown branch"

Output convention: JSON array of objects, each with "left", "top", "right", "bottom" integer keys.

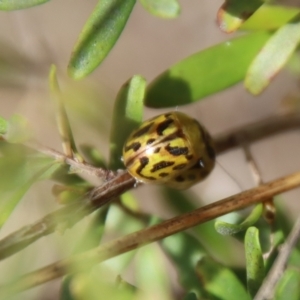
[
  {"left": 0, "top": 113, "right": 299, "bottom": 261},
  {"left": 1, "top": 171, "right": 300, "bottom": 297},
  {"left": 213, "top": 113, "right": 300, "bottom": 153},
  {"left": 29, "top": 141, "right": 117, "bottom": 180},
  {"left": 0, "top": 171, "right": 135, "bottom": 260}
]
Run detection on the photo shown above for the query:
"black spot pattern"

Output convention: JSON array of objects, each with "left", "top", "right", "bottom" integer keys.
[
  {"left": 185, "top": 154, "right": 194, "bottom": 160},
  {"left": 136, "top": 156, "right": 149, "bottom": 175},
  {"left": 124, "top": 142, "right": 141, "bottom": 152},
  {"left": 173, "top": 163, "right": 187, "bottom": 170},
  {"left": 135, "top": 157, "right": 156, "bottom": 180},
  {"left": 132, "top": 123, "right": 153, "bottom": 138},
  {"left": 151, "top": 160, "right": 175, "bottom": 172},
  {"left": 160, "top": 130, "right": 185, "bottom": 143},
  {"left": 156, "top": 119, "right": 174, "bottom": 135},
  {"left": 147, "top": 138, "right": 155, "bottom": 145},
  {"left": 159, "top": 172, "right": 169, "bottom": 177},
  {"left": 153, "top": 147, "right": 161, "bottom": 153},
  {"left": 175, "top": 175, "right": 185, "bottom": 182},
  {"left": 165, "top": 144, "right": 189, "bottom": 156}
]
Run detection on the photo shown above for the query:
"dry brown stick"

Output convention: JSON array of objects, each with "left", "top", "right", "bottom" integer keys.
[
  {"left": 0, "top": 171, "right": 135, "bottom": 260},
  {"left": 30, "top": 142, "right": 117, "bottom": 180},
  {"left": 0, "top": 113, "right": 299, "bottom": 261},
  {"left": 254, "top": 215, "right": 300, "bottom": 300},
  {"left": 1, "top": 171, "right": 300, "bottom": 297},
  {"left": 214, "top": 113, "right": 300, "bottom": 153}
]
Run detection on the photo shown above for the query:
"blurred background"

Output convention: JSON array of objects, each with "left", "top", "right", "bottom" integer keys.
[{"left": 0, "top": 0, "right": 300, "bottom": 299}]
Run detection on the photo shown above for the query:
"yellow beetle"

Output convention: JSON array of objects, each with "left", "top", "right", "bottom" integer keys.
[{"left": 123, "top": 112, "right": 215, "bottom": 190}]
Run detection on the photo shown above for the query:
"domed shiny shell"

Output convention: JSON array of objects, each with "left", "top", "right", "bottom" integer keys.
[{"left": 122, "top": 112, "right": 215, "bottom": 190}]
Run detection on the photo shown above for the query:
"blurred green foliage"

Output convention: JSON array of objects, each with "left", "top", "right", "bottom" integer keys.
[{"left": 0, "top": 1, "right": 299, "bottom": 299}]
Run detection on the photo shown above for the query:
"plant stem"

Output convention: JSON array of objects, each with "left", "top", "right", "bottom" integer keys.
[
  {"left": 1, "top": 171, "right": 300, "bottom": 297},
  {"left": 0, "top": 113, "right": 299, "bottom": 261}
]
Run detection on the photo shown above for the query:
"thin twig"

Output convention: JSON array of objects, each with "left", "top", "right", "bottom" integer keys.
[
  {"left": 0, "top": 114, "right": 300, "bottom": 259},
  {"left": 30, "top": 142, "right": 117, "bottom": 180},
  {"left": 214, "top": 113, "right": 300, "bottom": 153},
  {"left": 0, "top": 171, "right": 135, "bottom": 260},
  {"left": 1, "top": 171, "right": 300, "bottom": 297},
  {"left": 254, "top": 215, "right": 300, "bottom": 300},
  {"left": 0, "top": 113, "right": 299, "bottom": 261}
]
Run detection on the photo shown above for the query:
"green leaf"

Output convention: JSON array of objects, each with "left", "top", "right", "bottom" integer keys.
[
  {"left": 68, "top": 0, "right": 136, "bottom": 79},
  {"left": 139, "top": 0, "right": 180, "bottom": 19},
  {"left": 162, "top": 231, "right": 207, "bottom": 298},
  {"left": 145, "top": 31, "right": 272, "bottom": 108},
  {"left": 0, "top": 0, "right": 48, "bottom": 10},
  {"left": 162, "top": 187, "right": 239, "bottom": 264},
  {"left": 217, "top": 0, "right": 263, "bottom": 33},
  {"left": 0, "top": 116, "right": 8, "bottom": 135},
  {"left": 196, "top": 256, "right": 249, "bottom": 300},
  {"left": 183, "top": 292, "right": 198, "bottom": 300},
  {"left": 60, "top": 207, "right": 110, "bottom": 300},
  {"left": 49, "top": 65, "right": 83, "bottom": 161},
  {"left": 215, "top": 203, "right": 263, "bottom": 235},
  {"left": 61, "top": 193, "right": 144, "bottom": 300},
  {"left": 241, "top": 5, "right": 300, "bottom": 30},
  {"left": 6, "top": 114, "right": 31, "bottom": 143},
  {"left": 274, "top": 268, "right": 300, "bottom": 300},
  {"left": 245, "top": 18, "right": 300, "bottom": 95},
  {"left": 135, "top": 244, "right": 172, "bottom": 299},
  {"left": 109, "top": 75, "right": 146, "bottom": 170},
  {"left": 60, "top": 276, "right": 75, "bottom": 300},
  {"left": 0, "top": 154, "right": 59, "bottom": 229},
  {"left": 245, "top": 227, "right": 265, "bottom": 298}
]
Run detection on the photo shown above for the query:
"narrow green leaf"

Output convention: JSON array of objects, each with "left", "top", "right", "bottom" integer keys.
[
  {"left": 116, "top": 276, "right": 138, "bottom": 293},
  {"left": 61, "top": 193, "right": 143, "bottom": 300},
  {"left": 0, "top": 0, "right": 48, "bottom": 10},
  {"left": 145, "top": 31, "right": 272, "bottom": 108},
  {"left": 245, "top": 227, "right": 265, "bottom": 298},
  {"left": 109, "top": 75, "right": 146, "bottom": 170},
  {"left": 135, "top": 244, "right": 172, "bottom": 299},
  {"left": 49, "top": 65, "right": 83, "bottom": 161},
  {"left": 162, "top": 232, "right": 207, "bottom": 298},
  {"left": 183, "top": 292, "right": 198, "bottom": 300},
  {"left": 53, "top": 185, "right": 90, "bottom": 205},
  {"left": 60, "top": 277, "right": 74, "bottom": 300},
  {"left": 215, "top": 203, "right": 263, "bottom": 235},
  {"left": 68, "top": 0, "right": 136, "bottom": 79},
  {"left": 0, "top": 156, "right": 58, "bottom": 228},
  {"left": 274, "top": 268, "right": 300, "bottom": 300},
  {"left": 60, "top": 207, "right": 109, "bottom": 300},
  {"left": 139, "top": 0, "right": 180, "bottom": 19},
  {"left": 162, "top": 187, "right": 239, "bottom": 263},
  {"left": 6, "top": 114, "right": 31, "bottom": 143},
  {"left": 0, "top": 116, "right": 8, "bottom": 135},
  {"left": 241, "top": 5, "right": 300, "bottom": 30},
  {"left": 217, "top": 0, "right": 262, "bottom": 33},
  {"left": 196, "top": 256, "right": 249, "bottom": 300},
  {"left": 245, "top": 19, "right": 300, "bottom": 95}
]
